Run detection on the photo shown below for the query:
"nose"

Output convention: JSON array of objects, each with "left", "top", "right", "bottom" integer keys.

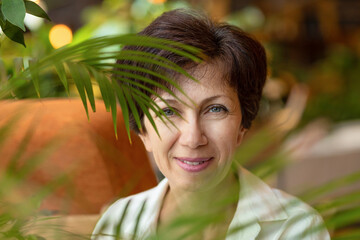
[{"left": 178, "top": 118, "right": 208, "bottom": 149}]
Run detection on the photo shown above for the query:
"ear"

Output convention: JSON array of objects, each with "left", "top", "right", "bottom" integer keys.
[
  {"left": 139, "top": 132, "right": 153, "bottom": 152},
  {"left": 236, "top": 126, "right": 247, "bottom": 146}
]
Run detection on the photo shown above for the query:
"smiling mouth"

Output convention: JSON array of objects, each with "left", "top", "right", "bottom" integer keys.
[
  {"left": 175, "top": 157, "right": 213, "bottom": 172},
  {"left": 175, "top": 157, "right": 212, "bottom": 165},
  {"left": 180, "top": 160, "right": 206, "bottom": 165}
]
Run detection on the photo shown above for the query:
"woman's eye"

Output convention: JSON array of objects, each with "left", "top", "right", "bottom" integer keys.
[
  {"left": 209, "top": 105, "right": 227, "bottom": 113},
  {"left": 162, "top": 108, "right": 175, "bottom": 116}
]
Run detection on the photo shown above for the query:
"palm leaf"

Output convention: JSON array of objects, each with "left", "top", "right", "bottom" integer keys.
[
  {"left": 113, "top": 81, "right": 131, "bottom": 142},
  {"left": 3, "top": 34, "right": 201, "bottom": 141},
  {"left": 2, "top": 30, "right": 358, "bottom": 240}
]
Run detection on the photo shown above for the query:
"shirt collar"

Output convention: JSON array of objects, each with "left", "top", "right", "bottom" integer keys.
[
  {"left": 141, "top": 166, "right": 288, "bottom": 239},
  {"left": 227, "top": 166, "right": 288, "bottom": 239},
  {"left": 140, "top": 178, "right": 169, "bottom": 238}
]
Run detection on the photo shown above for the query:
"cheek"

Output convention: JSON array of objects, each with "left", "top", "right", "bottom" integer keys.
[
  {"left": 149, "top": 123, "right": 178, "bottom": 158},
  {"left": 205, "top": 120, "right": 240, "bottom": 155}
]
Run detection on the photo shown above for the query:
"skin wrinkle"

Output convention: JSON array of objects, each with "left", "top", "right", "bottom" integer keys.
[
  {"left": 153, "top": 61, "right": 237, "bottom": 119},
  {"left": 92, "top": 9, "right": 272, "bottom": 240},
  {"left": 122, "top": 10, "right": 266, "bottom": 133},
  {"left": 138, "top": 63, "right": 246, "bottom": 239}
]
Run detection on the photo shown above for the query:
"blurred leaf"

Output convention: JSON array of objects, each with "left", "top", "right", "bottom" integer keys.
[
  {"left": 54, "top": 63, "right": 69, "bottom": 95},
  {"left": 129, "top": 85, "right": 180, "bottom": 134},
  {"left": 332, "top": 229, "right": 360, "bottom": 240},
  {"left": 300, "top": 171, "right": 360, "bottom": 203},
  {"left": 232, "top": 127, "right": 276, "bottom": 166},
  {"left": 24, "top": 0, "right": 50, "bottom": 21},
  {"left": 29, "top": 59, "right": 40, "bottom": 97},
  {"left": 4, "top": 34, "right": 200, "bottom": 141},
  {"left": 316, "top": 190, "right": 360, "bottom": 215},
  {"left": 85, "top": 49, "right": 197, "bottom": 84},
  {"left": 0, "top": 17, "right": 26, "bottom": 47},
  {"left": 67, "top": 62, "right": 93, "bottom": 119},
  {"left": 90, "top": 68, "right": 111, "bottom": 111},
  {"left": 1, "top": 0, "right": 26, "bottom": 31},
  {"left": 123, "top": 85, "right": 142, "bottom": 132},
  {"left": 326, "top": 206, "right": 360, "bottom": 230},
  {"left": 0, "top": 59, "right": 6, "bottom": 83},
  {"left": 13, "top": 58, "right": 24, "bottom": 76},
  {"left": 102, "top": 62, "right": 193, "bottom": 106},
  {"left": 134, "top": 94, "right": 160, "bottom": 138},
  {"left": 89, "top": 67, "right": 118, "bottom": 137},
  {"left": 113, "top": 81, "right": 131, "bottom": 142}
]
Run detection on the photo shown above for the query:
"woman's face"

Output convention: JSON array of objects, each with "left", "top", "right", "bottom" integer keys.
[{"left": 140, "top": 64, "right": 246, "bottom": 192}]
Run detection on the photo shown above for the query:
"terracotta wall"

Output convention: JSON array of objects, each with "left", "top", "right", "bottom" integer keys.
[{"left": 0, "top": 98, "right": 157, "bottom": 214}]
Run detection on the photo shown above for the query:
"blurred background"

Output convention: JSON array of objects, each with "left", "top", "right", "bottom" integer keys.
[
  {"left": 1, "top": 0, "right": 360, "bottom": 238},
  {"left": 2, "top": 0, "right": 360, "bottom": 128}
]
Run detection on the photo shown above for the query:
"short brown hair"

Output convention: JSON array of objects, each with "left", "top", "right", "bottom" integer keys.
[{"left": 115, "top": 9, "right": 267, "bottom": 134}]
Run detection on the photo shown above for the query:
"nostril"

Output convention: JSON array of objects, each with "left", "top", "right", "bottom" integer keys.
[{"left": 179, "top": 128, "right": 207, "bottom": 148}]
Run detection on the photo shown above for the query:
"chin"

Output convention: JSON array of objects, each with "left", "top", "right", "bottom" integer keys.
[{"left": 171, "top": 175, "right": 220, "bottom": 193}]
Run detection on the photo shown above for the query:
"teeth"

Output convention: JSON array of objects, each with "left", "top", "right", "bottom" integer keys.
[{"left": 182, "top": 160, "right": 205, "bottom": 165}]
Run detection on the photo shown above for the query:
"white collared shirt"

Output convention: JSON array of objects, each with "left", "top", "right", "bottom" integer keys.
[{"left": 92, "top": 167, "right": 330, "bottom": 239}]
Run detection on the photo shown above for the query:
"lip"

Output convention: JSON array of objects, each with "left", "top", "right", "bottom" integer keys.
[
  {"left": 175, "top": 157, "right": 212, "bottom": 162},
  {"left": 175, "top": 157, "right": 213, "bottom": 173}
]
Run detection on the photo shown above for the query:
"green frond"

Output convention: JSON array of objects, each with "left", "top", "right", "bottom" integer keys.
[
  {"left": 54, "top": 63, "right": 69, "bottom": 96},
  {"left": 112, "top": 81, "right": 131, "bottom": 143},
  {"left": 3, "top": 34, "right": 200, "bottom": 141},
  {"left": 67, "top": 62, "right": 90, "bottom": 119}
]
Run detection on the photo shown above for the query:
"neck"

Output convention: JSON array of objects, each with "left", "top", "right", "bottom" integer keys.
[
  {"left": 157, "top": 170, "right": 240, "bottom": 239},
  {"left": 161, "top": 169, "right": 240, "bottom": 224},
  {"left": 175, "top": 172, "right": 238, "bottom": 213}
]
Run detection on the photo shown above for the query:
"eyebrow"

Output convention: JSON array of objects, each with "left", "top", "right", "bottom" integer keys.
[{"left": 156, "top": 95, "right": 230, "bottom": 107}]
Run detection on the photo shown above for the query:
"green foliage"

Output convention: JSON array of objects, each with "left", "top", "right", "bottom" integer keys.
[
  {"left": 24, "top": 1, "right": 50, "bottom": 21},
  {"left": 0, "top": 1, "right": 359, "bottom": 239},
  {"left": 3, "top": 34, "right": 201, "bottom": 139},
  {"left": 0, "top": 0, "right": 49, "bottom": 47},
  {"left": 266, "top": 42, "right": 360, "bottom": 127},
  {"left": 1, "top": 0, "right": 26, "bottom": 31},
  {"left": 301, "top": 46, "right": 360, "bottom": 125},
  {"left": 0, "top": 11, "right": 26, "bottom": 47}
]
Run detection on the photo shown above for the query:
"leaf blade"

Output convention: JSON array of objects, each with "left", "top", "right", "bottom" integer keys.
[
  {"left": 28, "top": 58, "right": 40, "bottom": 97},
  {"left": 24, "top": 0, "right": 50, "bottom": 21},
  {"left": 54, "top": 62, "right": 69, "bottom": 95},
  {"left": 1, "top": 0, "right": 26, "bottom": 31},
  {"left": 122, "top": 85, "right": 142, "bottom": 133},
  {"left": 67, "top": 62, "right": 89, "bottom": 119},
  {"left": 113, "top": 81, "right": 131, "bottom": 142},
  {"left": 0, "top": 19, "right": 26, "bottom": 47}
]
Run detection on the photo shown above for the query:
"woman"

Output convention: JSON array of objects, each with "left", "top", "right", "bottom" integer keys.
[{"left": 92, "top": 9, "right": 330, "bottom": 240}]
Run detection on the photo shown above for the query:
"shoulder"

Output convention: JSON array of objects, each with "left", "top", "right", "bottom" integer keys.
[
  {"left": 237, "top": 167, "right": 330, "bottom": 239},
  {"left": 92, "top": 179, "right": 168, "bottom": 240},
  {"left": 271, "top": 189, "right": 330, "bottom": 239}
]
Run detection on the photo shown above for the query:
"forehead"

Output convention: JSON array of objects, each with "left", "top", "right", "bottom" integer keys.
[
  {"left": 155, "top": 63, "right": 238, "bottom": 104},
  {"left": 164, "top": 62, "right": 231, "bottom": 91}
]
